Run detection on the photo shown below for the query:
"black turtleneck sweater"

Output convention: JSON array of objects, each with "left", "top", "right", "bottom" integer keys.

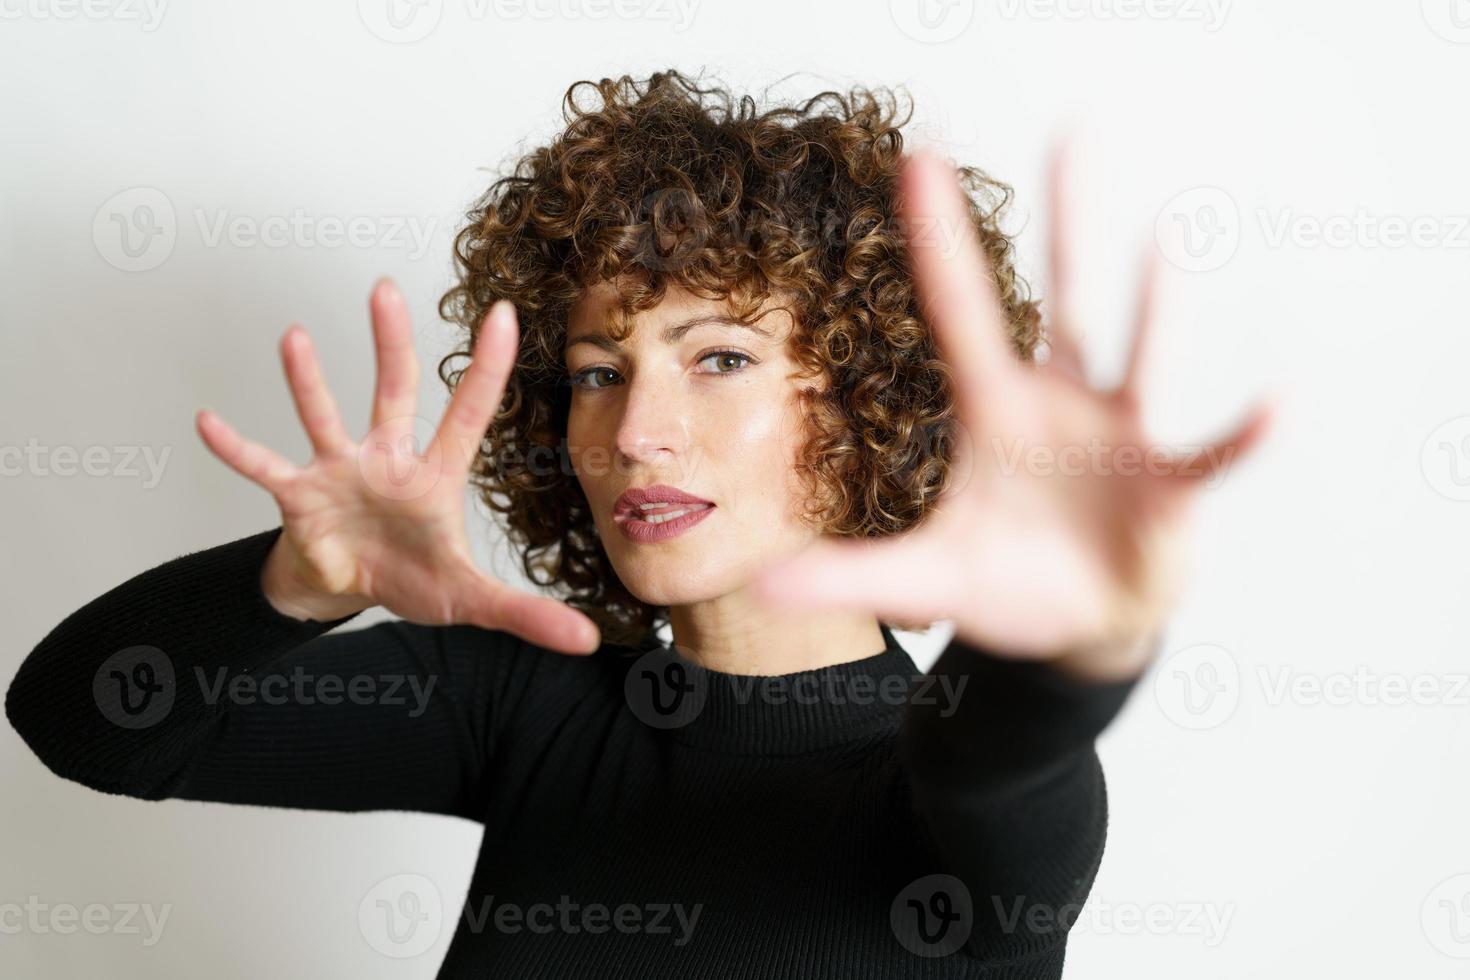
[{"left": 6, "top": 526, "right": 1143, "bottom": 978}]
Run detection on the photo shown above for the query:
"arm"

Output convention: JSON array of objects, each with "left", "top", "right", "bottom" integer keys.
[
  {"left": 6, "top": 526, "right": 511, "bottom": 821},
  {"left": 8, "top": 282, "right": 603, "bottom": 819},
  {"left": 751, "top": 147, "right": 1268, "bottom": 963},
  {"left": 898, "top": 634, "right": 1145, "bottom": 961}
]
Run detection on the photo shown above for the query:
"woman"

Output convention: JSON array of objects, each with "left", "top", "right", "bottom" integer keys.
[{"left": 6, "top": 71, "right": 1268, "bottom": 977}]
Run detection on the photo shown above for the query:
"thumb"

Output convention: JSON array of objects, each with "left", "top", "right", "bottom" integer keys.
[
  {"left": 751, "top": 533, "right": 961, "bottom": 625},
  {"left": 454, "top": 575, "right": 601, "bottom": 654}
]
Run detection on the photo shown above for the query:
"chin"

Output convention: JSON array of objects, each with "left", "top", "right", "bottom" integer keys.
[
  {"left": 608, "top": 548, "right": 746, "bottom": 609},
  {"left": 594, "top": 512, "right": 810, "bottom": 611}
]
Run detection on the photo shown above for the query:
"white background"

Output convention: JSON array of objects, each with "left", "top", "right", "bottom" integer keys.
[{"left": 2, "top": 0, "right": 1468, "bottom": 976}]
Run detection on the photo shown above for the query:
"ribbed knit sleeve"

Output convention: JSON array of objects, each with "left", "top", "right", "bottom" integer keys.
[
  {"left": 5, "top": 526, "right": 510, "bottom": 822},
  {"left": 898, "top": 634, "right": 1146, "bottom": 966}
]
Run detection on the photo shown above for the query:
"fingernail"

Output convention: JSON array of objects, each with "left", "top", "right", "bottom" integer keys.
[{"left": 490, "top": 299, "right": 518, "bottom": 330}]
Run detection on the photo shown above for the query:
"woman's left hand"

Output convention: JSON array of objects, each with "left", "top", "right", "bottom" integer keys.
[{"left": 753, "top": 145, "right": 1273, "bottom": 682}]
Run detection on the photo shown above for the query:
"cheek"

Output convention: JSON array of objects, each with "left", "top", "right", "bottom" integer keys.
[
  {"left": 566, "top": 401, "right": 614, "bottom": 498},
  {"left": 712, "top": 382, "right": 810, "bottom": 524}
]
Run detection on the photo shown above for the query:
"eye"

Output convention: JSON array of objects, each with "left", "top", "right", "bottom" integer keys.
[
  {"left": 570, "top": 366, "right": 621, "bottom": 390},
  {"left": 696, "top": 350, "right": 754, "bottom": 375}
]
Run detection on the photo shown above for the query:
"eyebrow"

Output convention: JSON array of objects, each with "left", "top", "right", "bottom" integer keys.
[{"left": 565, "top": 314, "right": 772, "bottom": 354}]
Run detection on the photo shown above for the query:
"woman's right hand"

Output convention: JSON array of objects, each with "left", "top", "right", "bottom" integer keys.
[{"left": 194, "top": 278, "right": 601, "bottom": 654}]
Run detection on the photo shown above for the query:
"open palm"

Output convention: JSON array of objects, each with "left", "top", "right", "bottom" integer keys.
[
  {"left": 754, "top": 146, "right": 1272, "bottom": 680},
  {"left": 196, "top": 282, "right": 600, "bottom": 654}
]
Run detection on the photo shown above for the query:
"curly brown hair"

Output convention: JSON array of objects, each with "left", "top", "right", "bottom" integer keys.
[{"left": 437, "top": 69, "right": 1041, "bottom": 647}]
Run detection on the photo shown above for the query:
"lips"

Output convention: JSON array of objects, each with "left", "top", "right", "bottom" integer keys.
[
  {"left": 613, "top": 484, "right": 716, "bottom": 543},
  {"left": 614, "top": 484, "right": 714, "bottom": 518}
]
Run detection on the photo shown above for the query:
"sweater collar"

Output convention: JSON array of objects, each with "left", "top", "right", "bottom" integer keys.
[{"left": 622, "top": 623, "right": 922, "bottom": 755}]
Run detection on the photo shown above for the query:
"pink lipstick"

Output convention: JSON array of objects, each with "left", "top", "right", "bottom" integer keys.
[{"left": 613, "top": 484, "right": 716, "bottom": 543}]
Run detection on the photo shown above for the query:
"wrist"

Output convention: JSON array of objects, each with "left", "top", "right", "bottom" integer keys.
[
  {"left": 260, "top": 535, "right": 373, "bottom": 623},
  {"left": 1046, "top": 630, "right": 1158, "bottom": 684}
]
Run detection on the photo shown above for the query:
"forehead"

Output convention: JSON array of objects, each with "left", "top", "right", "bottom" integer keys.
[{"left": 567, "top": 279, "right": 796, "bottom": 342}]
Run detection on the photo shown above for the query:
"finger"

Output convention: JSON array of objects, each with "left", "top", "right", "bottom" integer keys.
[
  {"left": 1047, "top": 137, "right": 1080, "bottom": 334},
  {"left": 195, "top": 408, "right": 298, "bottom": 494},
  {"left": 1160, "top": 397, "right": 1275, "bottom": 485},
  {"left": 433, "top": 300, "right": 517, "bottom": 472},
  {"left": 750, "top": 534, "right": 963, "bottom": 626},
  {"left": 899, "top": 148, "right": 1022, "bottom": 426},
  {"left": 456, "top": 576, "right": 601, "bottom": 654},
  {"left": 1041, "top": 323, "right": 1087, "bottom": 384},
  {"left": 1120, "top": 242, "right": 1162, "bottom": 404},
  {"left": 280, "top": 325, "right": 353, "bottom": 457},
  {"left": 755, "top": 525, "right": 1114, "bottom": 656},
  {"left": 1042, "top": 138, "right": 1089, "bottom": 385},
  {"left": 369, "top": 277, "right": 420, "bottom": 444}
]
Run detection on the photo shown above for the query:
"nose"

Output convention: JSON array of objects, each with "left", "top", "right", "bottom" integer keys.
[{"left": 613, "top": 373, "right": 689, "bottom": 465}]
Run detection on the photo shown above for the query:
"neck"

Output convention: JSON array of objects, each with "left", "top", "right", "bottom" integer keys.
[{"left": 666, "top": 587, "right": 886, "bottom": 675}]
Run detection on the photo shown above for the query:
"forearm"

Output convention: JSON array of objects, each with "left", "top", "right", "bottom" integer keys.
[
  {"left": 5, "top": 527, "right": 361, "bottom": 797},
  {"left": 899, "top": 635, "right": 1148, "bottom": 959}
]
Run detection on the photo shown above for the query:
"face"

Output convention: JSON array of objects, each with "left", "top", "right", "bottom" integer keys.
[{"left": 564, "top": 280, "right": 820, "bottom": 609}]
